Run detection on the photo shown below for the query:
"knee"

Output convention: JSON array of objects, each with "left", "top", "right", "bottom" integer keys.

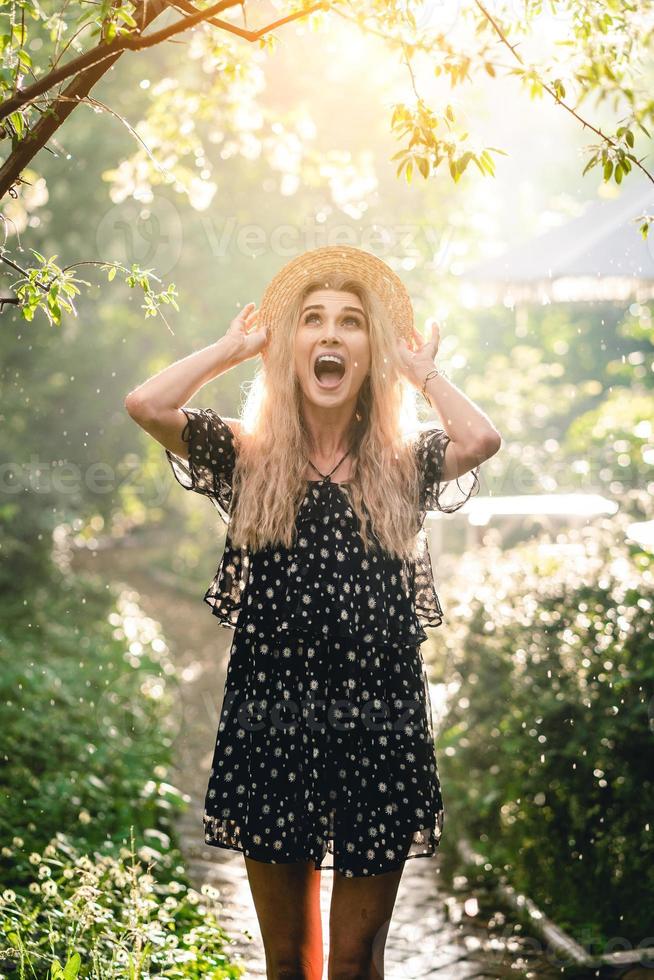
[
  {"left": 271, "top": 967, "right": 319, "bottom": 980},
  {"left": 270, "top": 955, "right": 322, "bottom": 980},
  {"left": 328, "top": 950, "right": 375, "bottom": 980}
]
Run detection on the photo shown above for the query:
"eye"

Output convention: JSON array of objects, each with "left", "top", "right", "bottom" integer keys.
[{"left": 302, "top": 312, "right": 365, "bottom": 326}]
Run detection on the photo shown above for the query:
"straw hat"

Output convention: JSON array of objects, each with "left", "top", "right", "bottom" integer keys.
[{"left": 258, "top": 244, "right": 414, "bottom": 342}]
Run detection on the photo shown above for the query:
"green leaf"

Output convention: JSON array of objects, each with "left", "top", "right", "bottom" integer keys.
[
  {"left": 115, "top": 7, "right": 137, "bottom": 26},
  {"left": 625, "top": 130, "right": 634, "bottom": 147},
  {"left": 582, "top": 154, "right": 597, "bottom": 176},
  {"left": 107, "top": 265, "right": 117, "bottom": 282},
  {"left": 63, "top": 951, "right": 81, "bottom": 979},
  {"left": 8, "top": 111, "right": 24, "bottom": 138},
  {"left": 603, "top": 159, "right": 613, "bottom": 181}
]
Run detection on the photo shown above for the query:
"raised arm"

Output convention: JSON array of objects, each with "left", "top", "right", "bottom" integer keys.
[{"left": 124, "top": 302, "right": 266, "bottom": 456}]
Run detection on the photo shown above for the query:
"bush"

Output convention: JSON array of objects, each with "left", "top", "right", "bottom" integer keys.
[
  {"left": 0, "top": 571, "right": 243, "bottom": 978},
  {"left": 432, "top": 515, "right": 654, "bottom": 946},
  {"left": 1, "top": 831, "right": 243, "bottom": 979}
]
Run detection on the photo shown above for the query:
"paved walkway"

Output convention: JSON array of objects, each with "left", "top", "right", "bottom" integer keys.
[{"left": 73, "top": 539, "right": 560, "bottom": 979}]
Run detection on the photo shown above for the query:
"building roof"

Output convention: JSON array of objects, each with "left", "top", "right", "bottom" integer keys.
[{"left": 457, "top": 179, "right": 654, "bottom": 305}]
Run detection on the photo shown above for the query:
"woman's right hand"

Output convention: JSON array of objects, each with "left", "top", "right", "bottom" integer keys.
[{"left": 224, "top": 302, "right": 269, "bottom": 364}]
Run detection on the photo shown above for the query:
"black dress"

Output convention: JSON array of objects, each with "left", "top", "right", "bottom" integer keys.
[{"left": 165, "top": 407, "right": 480, "bottom": 878}]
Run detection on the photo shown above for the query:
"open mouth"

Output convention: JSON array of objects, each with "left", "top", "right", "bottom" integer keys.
[{"left": 313, "top": 352, "right": 346, "bottom": 390}]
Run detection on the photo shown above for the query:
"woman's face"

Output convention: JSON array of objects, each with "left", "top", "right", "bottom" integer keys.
[{"left": 293, "top": 289, "right": 371, "bottom": 408}]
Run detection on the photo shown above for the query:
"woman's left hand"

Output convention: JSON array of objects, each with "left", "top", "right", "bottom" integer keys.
[{"left": 396, "top": 319, "right": 441, "bottom": 385}]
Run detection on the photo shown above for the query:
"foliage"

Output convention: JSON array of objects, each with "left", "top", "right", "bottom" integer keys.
[
  {"left": 434, "top": 515, "right": 654, "bottom": 945},
  {"left": 1, "top": 0, "right": 653, "bottom": 322},
  {"left": 0, "top": 832, "right": 243, "bottom": 979},
  {"left": 0, "top": 572, "right": 244, "bottom": 978},
  {"left": 0, "top": 574, "right": 182, "bottom": 874},
  {"left": 1, "top": 249, "right": 179, "bottom": 326}
]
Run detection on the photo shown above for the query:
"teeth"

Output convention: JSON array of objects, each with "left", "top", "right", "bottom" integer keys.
[{"left": 315, "top": 354, "right": 344, "bottom": 367}]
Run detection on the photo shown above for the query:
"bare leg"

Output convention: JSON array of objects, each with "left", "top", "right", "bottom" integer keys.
[
  {"left": 244, "top": 856, "right": 324, "bottom": 980},
  {"left": 327, "top": 862, "right": 406, "bottom": 979}
]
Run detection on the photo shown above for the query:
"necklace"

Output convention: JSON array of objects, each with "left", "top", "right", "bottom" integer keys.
[{"left": 306, "top": 447, "right": 351, "bottom": 485}]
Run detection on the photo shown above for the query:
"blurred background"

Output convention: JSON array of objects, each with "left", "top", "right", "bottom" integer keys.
[{"left": 1, "top": 0, "right": 653, "bottom": 977}]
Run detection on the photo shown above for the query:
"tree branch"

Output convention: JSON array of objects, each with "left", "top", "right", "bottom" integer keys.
[
  {"left": 0, "top": 0, "right": 243, "bottom": 122},
  {"left": 473, "top": 0, "right": 654, "bottom": 186},
  {"left": 167, "top": 0, "right": 329, "bottom": 42},
  {"left": 0, "top": 0, "right": 165, "bottom": 199}
]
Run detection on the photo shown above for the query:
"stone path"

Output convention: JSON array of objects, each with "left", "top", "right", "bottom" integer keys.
[{"left": 73, "top": 538, "right": 563, "bottom": 979}]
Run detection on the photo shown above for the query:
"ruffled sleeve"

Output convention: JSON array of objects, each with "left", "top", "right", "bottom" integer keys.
[
  {"left": 164, "top": 407, "right": 236, "bottom": 525},
  {"left": 414, "top": 426, "right": 481, "bottom": 517}
]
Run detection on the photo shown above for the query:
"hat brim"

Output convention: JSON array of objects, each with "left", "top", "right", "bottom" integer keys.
[{"left": 258, "top": 245, "right": 414, "bottom": 343}]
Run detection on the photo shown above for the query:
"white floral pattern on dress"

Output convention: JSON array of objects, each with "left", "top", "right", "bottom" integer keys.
[{"left": 165, "top": 408, "right": 483, "bottom": 877}]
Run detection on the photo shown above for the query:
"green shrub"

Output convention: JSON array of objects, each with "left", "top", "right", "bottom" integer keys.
[
  {"left": 0, "top": 572, "right": 243, "bottom": 978},
  {"left": 1, "top": 830, "right": 243, "bottom": 979},
  {"left": 433, "top": 515, "right": 654, "bottom": 946}
]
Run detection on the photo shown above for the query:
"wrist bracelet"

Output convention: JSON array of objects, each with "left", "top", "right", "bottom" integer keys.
[{"left": 421, "top": 367, "right": 441, "bottom": 404}]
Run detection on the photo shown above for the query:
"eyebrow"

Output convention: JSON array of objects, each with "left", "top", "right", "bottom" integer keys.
[{"left": 301, "top": 304, "right": 366, "bottom": 318}]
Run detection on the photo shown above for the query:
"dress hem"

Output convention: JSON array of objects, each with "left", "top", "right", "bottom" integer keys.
[
  {"left": 202, "top": 810, "right": 444, "bottom": 878},
  {"left": 202, "top": 831, "right": 443, "bottom": 877}
]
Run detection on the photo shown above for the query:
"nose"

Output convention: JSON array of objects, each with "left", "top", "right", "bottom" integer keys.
[{"left": 320, "top": 317, "right": 342, "bottom": 344}]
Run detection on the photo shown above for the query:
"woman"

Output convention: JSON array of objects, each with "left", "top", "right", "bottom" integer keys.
[{"left": 125, "top": 245, "right": 501, "bottom": 980}]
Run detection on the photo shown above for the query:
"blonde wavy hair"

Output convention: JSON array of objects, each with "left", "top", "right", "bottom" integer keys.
[{"left": 228, "top": 272, "right": 425, "bottom": 560}]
